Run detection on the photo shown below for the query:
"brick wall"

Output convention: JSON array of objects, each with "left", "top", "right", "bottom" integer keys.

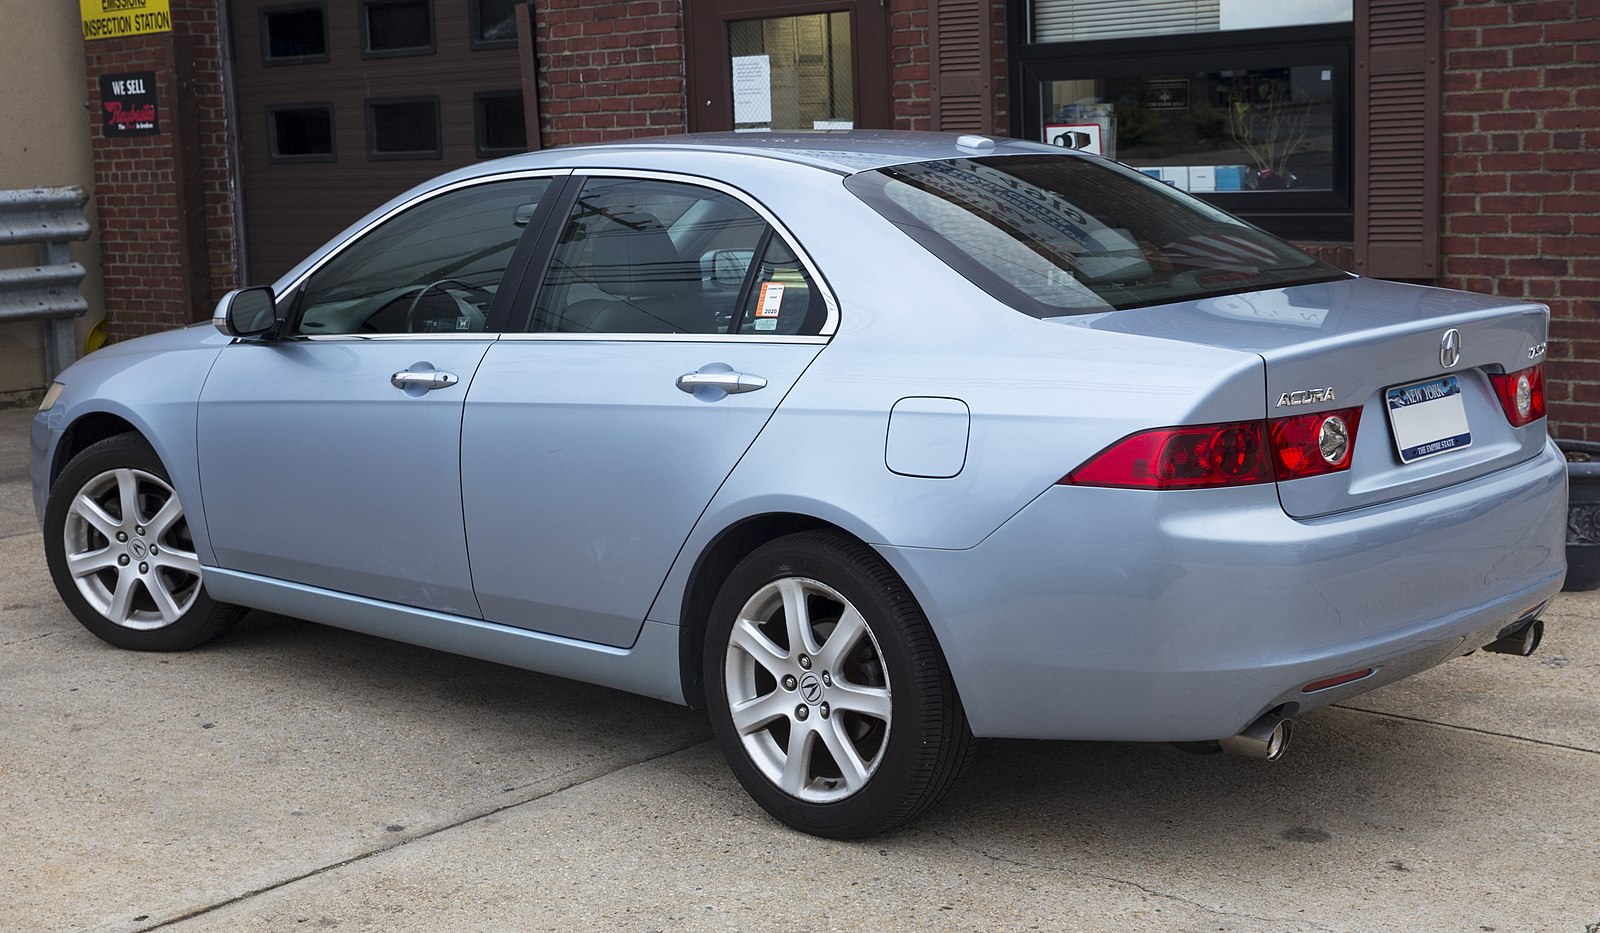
[
  {"left": 533, "top": 0, "right": 687, "bottom": 146},
  {"left": 1439, "top": 0, "right": 1600, "bottom": 438},
  {"left": 83, "top": 0, "right": 236, "bottom": 343}
]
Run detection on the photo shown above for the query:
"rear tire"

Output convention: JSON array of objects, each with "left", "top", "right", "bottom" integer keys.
[
  {"left": 703, "top": 531, "right": 973, "bottom": 838},
  {"left": 43, "top": 433, "right": 242, "bottom": 651}
]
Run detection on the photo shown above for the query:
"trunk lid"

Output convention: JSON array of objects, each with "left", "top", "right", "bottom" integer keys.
[{"left": 1080, "top": 276, "right": 1550, "bottom": 518}]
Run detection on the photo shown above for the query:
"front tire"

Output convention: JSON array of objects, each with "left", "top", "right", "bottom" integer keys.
[
  {"left": 43, "top": 433, "right": 241, "bottom": 651},
  {"left": 704, "top": 531, "right": 972, "bottom": 838}
]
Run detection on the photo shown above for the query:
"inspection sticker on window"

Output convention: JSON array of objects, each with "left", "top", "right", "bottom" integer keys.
[{"left": 755, "top": 282, "right": 785, "bottom": 317}]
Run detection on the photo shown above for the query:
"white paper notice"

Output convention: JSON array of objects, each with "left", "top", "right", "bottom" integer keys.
[{"left": 732, "top": 54, "right": 772, "bottom": 124}]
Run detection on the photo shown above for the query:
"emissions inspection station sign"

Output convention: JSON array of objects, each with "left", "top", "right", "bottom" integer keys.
[{"left": 81, "top": 0, "right": 172, "bottom": 41}]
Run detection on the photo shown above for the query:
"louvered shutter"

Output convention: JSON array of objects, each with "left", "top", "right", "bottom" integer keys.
[
  {"left": 1354, "top": 0, "right": 1441, "bottom": 279},
  {"left": 930, "top": 0, "right": 994, "bottom": 133},
  {"left": 1032, "top": 0, "right": 1220, "bottom": 43}
]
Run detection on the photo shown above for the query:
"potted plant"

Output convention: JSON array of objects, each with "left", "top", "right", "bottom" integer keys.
[{"left": 1558, "top": 439, "right": 1600, "bottom": 590}]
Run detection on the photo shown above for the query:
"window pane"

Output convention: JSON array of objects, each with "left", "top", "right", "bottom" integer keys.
[
  {"left": 364, "top": 0, "right": 432, "bottom": 53},
  {"left": 476, "top": 92, "right": 526, "bottom": 155},
  {"left": 264, "top": 7, "right": 326, "bottom": 59},
  {"left": 475, "top": 0, "right": 517, "bottom": 43},
  {"left": 296, "top": 178, "right": 550, "bottom": 334},
  {"left": 1034, "top": 0, "right": 1349, "bottom": 42},
  {"left": 534, "top": 178, "right": 769, "bottom": 335},
  {"left": 728, "top": 12, "right": 853, "bottom": 132},
  {"left": 845, "top": 155, "right": 1341, "bottom": 317},
  {"left": 1044, "top": 64, "right": 1338, "bottom": 192},
  {"left": 269, "top": 105, "right": 334, "bottom": 159},
  {"left": 368, "top": 98, "right": 439, "bottom": 157}
]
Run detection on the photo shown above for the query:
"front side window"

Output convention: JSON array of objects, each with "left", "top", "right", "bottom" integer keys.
[
  {"left": 846, "top": 154, "right": 1342, "bottom": 317},
  {"left": 533, "top": 177, "right": 822, "bottom": 335},
  {"left": 293, "top": 178, "right": 550, "bottom": 335}
]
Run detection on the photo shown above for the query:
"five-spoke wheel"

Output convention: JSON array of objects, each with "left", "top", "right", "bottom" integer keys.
[
  {"left": 705, "top": 531, "right": 972, "bottom": 838},
  {"left": 44, "top": 434, "right": 240, "bottom": 651}
]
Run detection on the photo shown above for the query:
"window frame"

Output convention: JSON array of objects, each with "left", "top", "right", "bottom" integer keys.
[
  {"left": 503, "top": 170, "right": 839, "bottom": 340},
  {"left": 359, "top": 0, "right": 437, "bottom": 60},
  {"left": 469, "top": 0, "right": 520, "bottom": 50},
  {"left": 1015, "top": 22, "right": 1355, "bottom": 242},
  {"left": 265, "top": 101, "right": 337, "bottom": 163},
  {"left": 364, "top": 95, "right": 443, "bottom": 161},
  {"left": 474, "top": 90, "right": 527, "bottom": 159},
  {"left": 259, "top": 2, "right": 330, "bottom": 66}
]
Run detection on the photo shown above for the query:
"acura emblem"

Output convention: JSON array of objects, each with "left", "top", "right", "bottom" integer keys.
[{"left": 1440, "top": 329, "right": 1461, "bottom": 369}]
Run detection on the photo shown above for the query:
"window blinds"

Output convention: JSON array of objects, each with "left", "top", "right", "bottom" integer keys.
[{"left": 1032, "top": 0, "right": 1221, "bottom": 43}]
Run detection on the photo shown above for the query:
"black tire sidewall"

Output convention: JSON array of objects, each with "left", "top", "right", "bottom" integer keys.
[
  {"left": 704, "top": 531, "right": 959, "bottom": 838},
  {"left": 43, "top": 433, "right": 237, "bottom": 652}
]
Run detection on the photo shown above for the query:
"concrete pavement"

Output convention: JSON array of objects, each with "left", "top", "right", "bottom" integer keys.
[{"left": 3, "top": 405, "right": 1598, "bottom": 932}]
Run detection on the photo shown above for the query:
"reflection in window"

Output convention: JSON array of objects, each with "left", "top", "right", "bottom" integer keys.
[
  {"left": 367, "top": 98, "right": 440, "bottom": 159},
  {"left": 475, "top": 91, "right": 526, "bottom": 157},
  {"left": 728, "top": 12, "right": 853, "bottom": 132},
  {"left": 473, "top": 0, "right": 518, "bottom": 45},
  {"left": 263, "top": 6, "right": 327, "bottom": 61},
  {"left": 296, "top": 178, "right": 550, "bottom": 334},
  {"left": 363, "top": 0, "right": 433, "bottom": 55},
  {"left": 1044, "top": 65, "right": 1337, "bottom": 192},
  {"left": 268, "top": 104, "right": 335, "bottom": 161}
]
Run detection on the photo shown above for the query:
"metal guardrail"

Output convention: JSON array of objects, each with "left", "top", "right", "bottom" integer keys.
[{"left": 0, "top": 186, "right": 91, "bottom": 380}]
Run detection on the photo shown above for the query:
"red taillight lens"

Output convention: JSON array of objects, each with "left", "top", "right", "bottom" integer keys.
[
  {"left": 1065, "top": 420, "right": 1271, "bottom": 489},
  {"left": 1489, "top": 364, "right": 1545, "bottom": 427},
  {"left": 1269, "top": 406, "right": 1364, "bottom": 480},
  {"left": 1066, "top": 408, "right": 1365, "bottom": 489}
]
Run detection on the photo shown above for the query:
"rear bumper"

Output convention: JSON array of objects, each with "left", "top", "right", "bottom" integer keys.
[{"left": 883, "top": 439, "right": 1568, "bottom": 741}]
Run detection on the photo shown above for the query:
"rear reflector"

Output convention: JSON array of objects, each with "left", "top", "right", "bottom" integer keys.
[
  {"left": 1489, "top": 364, "right": 1545, "bottom": 427},
  {"left": 1065, "top": 407, "right": 1364, "bottom": 489},
  {"left": 1301, "top": 667, "right": 1376, "bottom": 693}
]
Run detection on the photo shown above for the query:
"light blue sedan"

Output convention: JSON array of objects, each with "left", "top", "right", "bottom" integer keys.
[{"left": 30, "top": 132, "right": 1565, "bottom": 837}]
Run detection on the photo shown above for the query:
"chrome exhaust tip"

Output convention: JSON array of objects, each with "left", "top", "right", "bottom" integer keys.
[
  {"left": 1482, "top": 618, "right": 1544, "bottom": 657},
  {"left": 1219, "top": 713, "right": 1294, "bottom": 761}
]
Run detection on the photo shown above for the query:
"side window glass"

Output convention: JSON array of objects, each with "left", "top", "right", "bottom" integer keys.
[
  {"left": 735, "top": 235, "right": 825, "bottom": 336},
  {"left": 533, "top": 177, "right": 767, "bottom": 334},
  {"left": 294, "top": 178, "right": 549, "bottom": 335}
]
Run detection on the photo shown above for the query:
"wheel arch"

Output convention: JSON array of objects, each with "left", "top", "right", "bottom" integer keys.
[
  {"left": 676, "top": 512, "right": 941, "bottom": 711},
  {"left": 51, "top": 410, "right": 143, "bottom": 491}
]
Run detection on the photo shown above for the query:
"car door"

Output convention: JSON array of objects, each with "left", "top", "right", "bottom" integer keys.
[
  {"left": 197, "top": 172, "right": 566, "bottom": 615},
  {"left": 461, "top": 173, "right": 835, "bottom": 646}
]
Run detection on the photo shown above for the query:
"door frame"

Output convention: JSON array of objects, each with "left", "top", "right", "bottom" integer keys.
[{"left": 684, "top": 0, "right": 892, "bottom": 132}]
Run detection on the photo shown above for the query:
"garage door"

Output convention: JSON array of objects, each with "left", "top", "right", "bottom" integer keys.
[{"left": 230, "top": 0, "right": 526, "bottom": 281}]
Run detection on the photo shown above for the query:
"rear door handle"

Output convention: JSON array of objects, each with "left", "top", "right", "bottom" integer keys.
[
  {"left": 675, "top": 370, "right": 767, "bottom": 395},
  {"left": 391, "top": 370, "right": 460, "bottom": 391}
]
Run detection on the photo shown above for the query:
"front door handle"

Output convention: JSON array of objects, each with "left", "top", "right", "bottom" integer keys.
[
  {"left": 676, "top": 370, "right": 767, "bottom": 395},
  {"left": 391, "top": 370, "right": 460, "bottom": 391}
]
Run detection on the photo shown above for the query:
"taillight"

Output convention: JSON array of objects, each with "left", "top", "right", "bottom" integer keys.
[
  {"left": 1489, "top": 364, "right": 1545, "bottom": 427},
  {"left": 1269, "top": 407, "right": 1363, "bottom": 480},
  {"left": 1065, "top": 408, "right": 1364, "bottom": 489}
]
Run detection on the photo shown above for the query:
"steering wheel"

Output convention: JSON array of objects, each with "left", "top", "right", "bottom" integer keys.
[{"left": 404, "top": 278, "right": 492, "bottom": 333}]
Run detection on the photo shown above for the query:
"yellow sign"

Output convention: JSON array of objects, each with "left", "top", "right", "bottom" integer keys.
[{"left": 81, "top": 0, "right": 173, "bottom": 41}]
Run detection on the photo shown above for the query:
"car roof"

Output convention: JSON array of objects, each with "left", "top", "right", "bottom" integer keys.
[{"left": 484, "top": 130, "right": 1073, "bottom": 176}]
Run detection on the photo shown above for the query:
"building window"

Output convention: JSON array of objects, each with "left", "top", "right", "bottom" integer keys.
[
  {"left": 1019, "top": 3, "right": 1354, "bottom": 241},
  {"left": 471, "top": 0, "right": 519, "bottom": 49},
  {"left": 475, "top": 91, "right": 527, "bottom": 157},
  {"left": 260, "top": 4, "right": 328, "bottom": 65},
  {"left": 366, "top": 97, "right": 441, "bottom": 159},
  {"left": 361, "top": 0, "right": 435, "bottom": 58},
  {"left": 267, "top": 103, "right": 336, "bottom": 162}
]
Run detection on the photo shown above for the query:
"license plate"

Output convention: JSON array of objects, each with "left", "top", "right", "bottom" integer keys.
[{"left": 1386, "top": 375, "right": 1471, "bottom": 463}]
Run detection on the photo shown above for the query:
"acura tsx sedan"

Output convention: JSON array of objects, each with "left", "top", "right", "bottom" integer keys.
[{"left": 30, "top": 132, "right": 1565, "bottom": 838}]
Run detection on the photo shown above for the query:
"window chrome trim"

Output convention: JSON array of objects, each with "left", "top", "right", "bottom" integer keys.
[
  {"left": 564, "top": 167, "right": 841, "bottom": 337},
  {"left": 496, "top": 333, "right": 830, "bottom": 345},
  {"left": 276, "top": 168, "right": 575, "bottom": 301}
]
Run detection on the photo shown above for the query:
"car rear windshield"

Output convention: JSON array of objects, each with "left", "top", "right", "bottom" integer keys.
[{"left": 844, "top": 154, "right": 1346, "bottom": 317}]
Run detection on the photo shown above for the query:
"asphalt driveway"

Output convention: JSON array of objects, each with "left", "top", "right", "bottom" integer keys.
[{"left": 3, "top": 405, "right": 1598, "bottom": 932}]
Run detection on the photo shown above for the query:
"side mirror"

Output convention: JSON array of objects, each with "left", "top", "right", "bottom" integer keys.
[
  {"left": 213, "top": 286, "right": 279, "bottom": 338},
  {"left": 512, "top": 202, "right": 540, "bottom": 227}
]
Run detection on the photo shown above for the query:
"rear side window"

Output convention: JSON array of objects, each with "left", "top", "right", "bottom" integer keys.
[{"left": 844, "top": 154, "right": 1344, "bottom": 317}]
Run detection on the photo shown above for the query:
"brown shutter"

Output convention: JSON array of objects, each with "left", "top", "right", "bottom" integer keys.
[
  {"left": 1354, "top": 0, "right": 1442, "bottom": 279},
  {"left": 930, "top": 0, "right": 995, "bottom": 133}
]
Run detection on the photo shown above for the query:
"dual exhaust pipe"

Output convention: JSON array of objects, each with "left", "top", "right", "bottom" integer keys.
[{"left": 1196, "top": 616, "right": 1546, "bottom": 764}]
